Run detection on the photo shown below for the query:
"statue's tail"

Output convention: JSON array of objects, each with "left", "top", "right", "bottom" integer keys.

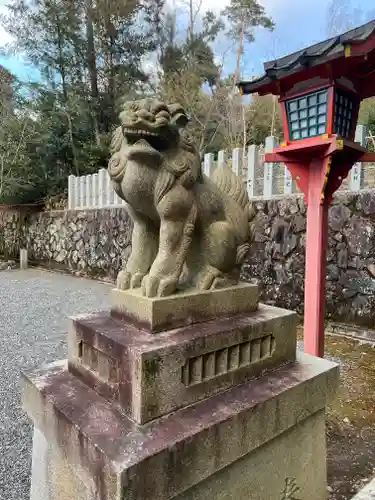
[
  {"left": 211, "top": 165, "right": 249, "bottom": 210},
  {"left": 211, "top": 165, "right": 256, "bottom": 265},
  {"left": 234, "top": 203, "right": 257, "bottom": 265}
]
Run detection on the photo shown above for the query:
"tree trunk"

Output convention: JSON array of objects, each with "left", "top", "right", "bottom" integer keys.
[
  {"left": 0, "top": 156, "right": 5, "bottom": 198},
  {"left": 55, "top": 13, "right": 68, "bottom": 102},
  {"left": 233, "top": 12, "right": 245, "bottom": 87},
  {"left": 234, "top": 12, "right": 246, "bottom": 155},
  {"left": 85, "top": 0, "right": 101, "bottom": 146},
  {"left": 106, "top": 20, "right": 116, "bottom": 128},
  {"left": 65, "top": 110, "right": 80, "bottom": 176},
  {"left": 54, "top": 10, "right": 79, "bottom": 171}
]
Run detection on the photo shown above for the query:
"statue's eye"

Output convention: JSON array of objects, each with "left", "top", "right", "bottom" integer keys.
[
  {"left": 152, "top": 103, "right": 169, "bottom": 115},
  {"left": 130, "top": 102, "right": 139, "bottom": 112},
  {"left": 156, "top": 110, "right": 170, "bottom": 120}
]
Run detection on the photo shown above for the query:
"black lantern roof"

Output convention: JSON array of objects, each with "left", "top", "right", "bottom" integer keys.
[{"left": 238, "top": 20, "right": 375, "bottom": 97}]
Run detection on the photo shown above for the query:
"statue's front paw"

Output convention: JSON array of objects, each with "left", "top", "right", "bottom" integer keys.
[
  {"left": 116, "top": 271, "right": 145, "bottom": 290},
  {"left": 117, "top": 270, "right": 131, "bottom": 290},
  {"left": 141, "top": 274, "right": 178, "bottom": 298}
]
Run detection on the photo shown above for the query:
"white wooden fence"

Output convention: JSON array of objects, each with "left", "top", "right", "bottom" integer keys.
[{"left": 68, "top": 125, "right": 371, "bottom": 210}]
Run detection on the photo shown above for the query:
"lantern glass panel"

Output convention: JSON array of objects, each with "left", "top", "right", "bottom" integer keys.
[
  {"left": 318, "top": 124, "right": 326, "bottom": 134},
  {"left": 286, "top": 89, "right": 328, "bottom": 140},
  {"left": 334, "top": 89, "right": 355, "bottom": 138}
]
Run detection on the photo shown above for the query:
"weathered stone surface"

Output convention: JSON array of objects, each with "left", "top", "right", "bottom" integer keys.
[
  {"left": 176, "top": 410, "right": 327, "bottom": 500},
  {"left": 328, "top": 204, "right": 351, "bottom": 232},
  {"left": 68, "top": 303, "right": 296, "bottom": 424},
  {"left": 110, "top": 282, "right": 259, "bottom": 332},
  {"left": 290, "top": 213, "right": 306, "bottom": 233},
  {"left": 30, "top": 428, "right": 50, "bottom": 500},
  {"left": 343, "top": 215, "right": 375, "bottom": 257},
  {"left": 107, "top": 98, "right": 256, "bottom": 298},
  {"left": 356, "top": 190, "right": 375, "bottom": 215},
  {"left": 337, "top": 243, "right": 348, "bottom": 268},
  {"left": 23, "top": 353, "right": 339, "bottom": 500}
]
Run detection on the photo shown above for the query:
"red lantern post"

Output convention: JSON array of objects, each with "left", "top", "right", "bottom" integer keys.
[{"left": 238, "top": 21, "right": 375, "bottom": 357}]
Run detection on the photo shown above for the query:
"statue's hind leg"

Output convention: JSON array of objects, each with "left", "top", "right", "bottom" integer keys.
[{"left": 196, "top": 221, "right": 240, "bottom": 290}]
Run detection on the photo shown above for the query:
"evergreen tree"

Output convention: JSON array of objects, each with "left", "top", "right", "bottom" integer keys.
[
  {"left": 0, "top": 0, "right": 165, "bottom": 203},
  {"left": 0, "top": 0, "right": 276, "bottom": 203}
]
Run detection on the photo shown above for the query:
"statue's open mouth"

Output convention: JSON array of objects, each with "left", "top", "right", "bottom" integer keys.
[
  {"left": 122, "top": 127, "right": 158, "bottom": 137},
  {"left": 122, "top": 126, "right": 170, "bottom": 152}
]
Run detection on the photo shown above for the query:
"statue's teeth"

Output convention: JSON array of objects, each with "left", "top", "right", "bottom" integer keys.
[{"left": 123, "top": 127, "right": 157, "bottom": 137}]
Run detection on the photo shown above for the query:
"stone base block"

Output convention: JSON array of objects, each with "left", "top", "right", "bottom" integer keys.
[
  {"left": 30, "top": 426, "right": 92, "bottom": 500},
  {"left": 176, "top": 409, "right": 327, "bottom": 500},
  {"left": 23, "top": 353, "right": 339, "bottom": 500},
  {"left": 68, "top": 304, "right": 297, "bottom": 423},
  {"left": 110, "top": 282, "right": 259, "bottom": 332}
]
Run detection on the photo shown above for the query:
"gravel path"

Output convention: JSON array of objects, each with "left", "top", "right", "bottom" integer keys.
[{"left": 0, "top": 269, "right": 112, "bottom": 500}]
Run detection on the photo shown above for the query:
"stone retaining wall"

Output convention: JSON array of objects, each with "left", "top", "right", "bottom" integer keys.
[
  {"left": 243, "top": 190, "right": 375, "bottom": 326},
  {"left": 2, "top": 189, "right": 375, "bottom": 326},
  {"left": 0, "top": 208, "right": 26, "bottom": 259},
  {"left": 26, "top": 208, "right": 133, "bottom": 281}
]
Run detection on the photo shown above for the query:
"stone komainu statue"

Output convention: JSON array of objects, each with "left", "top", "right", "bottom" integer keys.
[{"left": 108, "top": 98, "right": 255, "bottom": 298}]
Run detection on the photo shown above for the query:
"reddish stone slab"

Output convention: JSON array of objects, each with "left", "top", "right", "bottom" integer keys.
[
  {"left": 22, "top": 353, "right": 339, "bottom": 500},
  {"left": 68, "top": 304, "right": 297, "bottom": 423}
]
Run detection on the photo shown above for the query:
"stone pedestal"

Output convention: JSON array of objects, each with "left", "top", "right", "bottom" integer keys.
[{"left": 23, "top": 283, "right": 339, "bottom": 500}]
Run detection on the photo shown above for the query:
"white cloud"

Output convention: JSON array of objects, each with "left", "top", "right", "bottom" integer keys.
[
  {"left": 179, "top": 0, "right": 294, "bottom": 12},
  {"left": 200, "top": 0, "right": 229, "bottom": 9},
  {"left": 0, "top": 2, "right": 13, "bottom": 47},
  {"left": 193, "top": 0, "right": 288, "bottom": 13}
]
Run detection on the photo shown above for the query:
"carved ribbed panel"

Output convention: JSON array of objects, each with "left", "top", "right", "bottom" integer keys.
[
  {"left": 77, "top": 341, "right": 119, "bottom": 384},
  {"left": 182, "top": 334, "right": 275, "bottom": 387}
]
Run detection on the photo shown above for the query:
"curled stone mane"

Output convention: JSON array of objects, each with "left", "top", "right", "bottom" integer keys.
[
  {"left": 163, "top": 131, "right": 202, "bottom": 187},
  {"left": 108, "top": 127, "right": 128, "bottom": 183}
]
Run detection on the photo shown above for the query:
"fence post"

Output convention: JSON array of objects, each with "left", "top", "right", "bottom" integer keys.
[
  {"left": 68, "top": 175, "right": 75, "bottom": 210},
  {"left": 106, "top": 170, "right": 114, "bottom": 206},
  {"left": 92, "top": 173, "right": 98, "bottom": 208},
  {"left": 218, "top": 150, "right": 226, "bottom": 169},
  {"left": 350, "top": 124, "right": 367, "bottom": 191},
  {"left": 247, "top": 145, "right": 258, "bottom": 198},
  {"left": 284, "top": 165, "right": 293, "bottom": 195},
  {"left": 20, "top": 249, "right": 28, "bottom": 270},
  {"left": 79, "top": 176, "right": 86, "bottom": 208},
  {"left": 74, "top": 176, "right": 80, "bottom": 208},
  {"left": 114, "top": 190, "right": 122, "bottom": 205},
  {"left": 204, "top": 153, "right": 214, "bottom": 177},
  {"left": 232, "top": 148, "right": 242, "bottom": 177},
  {"left": 98, "top": 169, "right": 106, "bottom": 207},
  {"left": 263, "top": 136, "right": 279, "bottom": 198},
  {"left": 85, "top": 174, "right": 93, "bottom": 208}
]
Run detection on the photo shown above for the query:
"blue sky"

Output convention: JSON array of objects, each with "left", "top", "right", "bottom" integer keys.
[
  {"left": 232, "top": 0, "right": 375, "bottom": 79},
  {"left": 0, "top": 0, "right": 374, "bottom": 83}
]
